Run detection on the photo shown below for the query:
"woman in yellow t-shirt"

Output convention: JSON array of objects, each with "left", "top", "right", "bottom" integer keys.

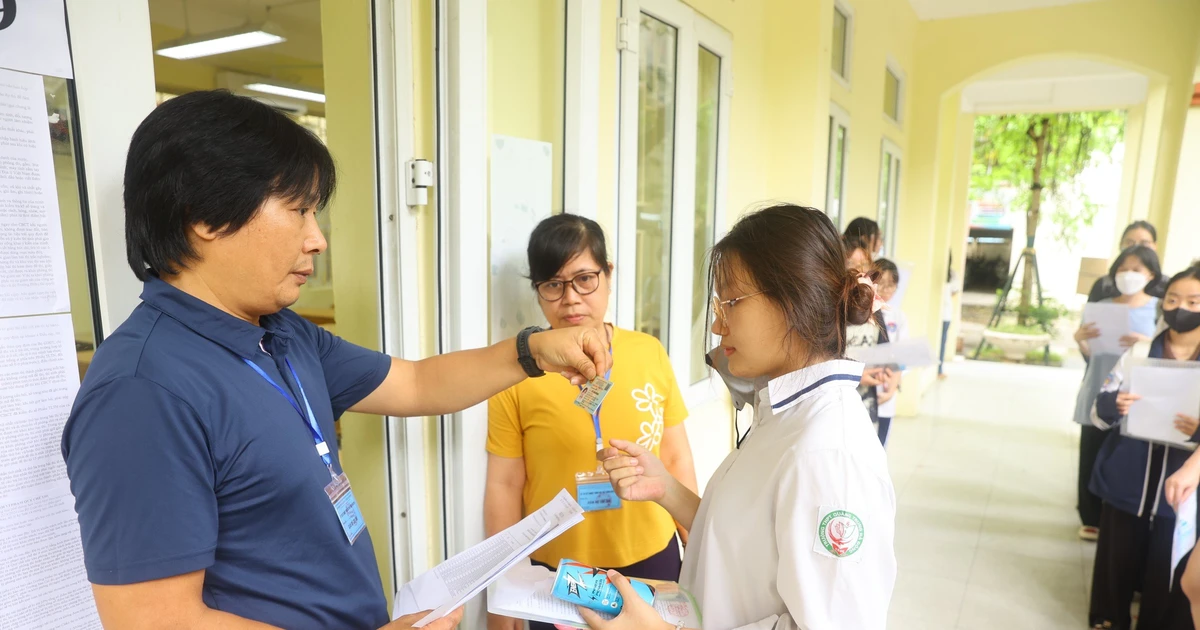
[{"left": 485, "top": 213, "right": 697, "bottom": 630}]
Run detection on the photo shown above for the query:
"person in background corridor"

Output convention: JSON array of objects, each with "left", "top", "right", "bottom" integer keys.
[
  {"left": 583, "top": 204, "right": 897, "bottom": 630},
  {"left": 1087, "top": 265, "right": 1200, "bottom": 630},
  {"left": 939, "top": 251, "right": 960, "bottom": 380},
  {"left": 844, "top": 217, "right": 884, "bottom": 261},
  {"left": 1073, "top": 245, "right": 1162, "bottom": 542},
  {"left": 1088, "top": 221, "right": 1168, "bottom": 301},
  {"left": 873, "top": 258, "right": 906, "bottom": 447},
  {"left": 485, "top": 214, "right": 696, "bottom": 630},
  {"left": 845, "top": 235, "right": 889, "bottom": 426}
]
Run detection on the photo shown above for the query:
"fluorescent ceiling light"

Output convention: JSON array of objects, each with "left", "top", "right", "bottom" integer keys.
[
  {"left": 244, "top": 82, "right": 326, "bottom": 104},
  {"left": 156, "top": 23, "right": 285, "bottom": 60}
]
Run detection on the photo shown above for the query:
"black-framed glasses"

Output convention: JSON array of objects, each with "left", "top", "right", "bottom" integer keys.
[{"left": 535, "top": 270, "right": 603, "bottom": 301}]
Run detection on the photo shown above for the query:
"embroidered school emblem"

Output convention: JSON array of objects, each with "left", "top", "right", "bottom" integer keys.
[{"left": 817, "top": 509, "right": 864, "bottom": 558}]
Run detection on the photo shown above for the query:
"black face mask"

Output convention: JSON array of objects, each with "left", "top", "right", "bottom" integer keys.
[{"left": 1164, "top": 308, "right": 1200, "bottom": 334}]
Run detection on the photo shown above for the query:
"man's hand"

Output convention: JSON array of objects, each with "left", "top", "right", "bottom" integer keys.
[
  {"left": 528, "top": 327, "right": 612, "bottom": 386},
  {"left": 385, "top": 608, "right": 464, "bottom": 630}
]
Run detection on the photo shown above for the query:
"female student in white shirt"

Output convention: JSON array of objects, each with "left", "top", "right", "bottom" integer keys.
[{"left": 577, "top": 204, "right": 898, "bottom": 630}]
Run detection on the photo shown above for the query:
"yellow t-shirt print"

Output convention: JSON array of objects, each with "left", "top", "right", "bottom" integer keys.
[{"left": 486, "top": 327, "right": 688, "bottom": 569}]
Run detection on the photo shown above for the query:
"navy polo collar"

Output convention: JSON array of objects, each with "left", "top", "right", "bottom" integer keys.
[
  {"left": 140, "top": 276, "right": 295, "bottom": 359},
  {"left": 760, "top": 359, "right": 866, "bottom": 415}
]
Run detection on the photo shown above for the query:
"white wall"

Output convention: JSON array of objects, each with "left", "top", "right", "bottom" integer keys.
[{"left": 1164, "top": 107, "right": 1200, "bottom": 275}]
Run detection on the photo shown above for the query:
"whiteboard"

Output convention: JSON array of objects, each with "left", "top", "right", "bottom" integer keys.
[{"left": 489, "top": 135, "right": 553, "bottom": 343}]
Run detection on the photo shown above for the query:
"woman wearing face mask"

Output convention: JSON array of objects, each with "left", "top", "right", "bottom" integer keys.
[
  {"left": 579, "top": 204, "right": 897, "bottom": 630},
  {"left": 1086, "top": 265, "right": 1200, "bottom": 630},
  {"left": 485, "top": 214, "right": 697, "bottom": 630},
  {"left": 1074, "top": 245, "right": 1163, "bottom": 542},
  {"left": 1088, "top": 221, "right": 1169, "bottom": 301}
]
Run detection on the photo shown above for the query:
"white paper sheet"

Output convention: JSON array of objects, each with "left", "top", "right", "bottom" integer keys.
[
  {"left": 0, "top": 68, "right": 71, "bottom": 317},
  {"left": 489, "top": 135, "right": 552, "bottom": 343},
  {"left": 487, "top": 561, "right": 702, "bottom": 629},
  {"left": 1082, "top": 302, "right": 1132, "bottom": 357},
  {"left": 0, "top": 314, "right": 100, "bottom": 627},
  {"left": 845, "top": 337, "right": 935, "bottom": 368},
  {"left": 1126, "top": 366, "right": 1200, "bottom": 447},
  {"left": 1172, "top": 492, "right": 1197, "bottom": 590},
  {"left": 393, "top": 489, "right": 585, "bottom": 627},
  {"left": 0, "top": 1, "right": 73, "bottom": 78}
]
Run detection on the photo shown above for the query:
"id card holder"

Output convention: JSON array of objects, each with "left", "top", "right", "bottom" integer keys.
[
  {"left": 324, "top": 471, "right": 367, "bottom": 544},
  {"left": 575, "top": 469, "right": 622, "bottom": 512}
]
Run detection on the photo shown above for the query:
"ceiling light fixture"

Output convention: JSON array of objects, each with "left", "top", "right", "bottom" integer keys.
[
  {"left": 156, "top": 22, "right": 286, "bottom": 60},
  {"left": 243, "top": 82, "right": 326, "bottom": 104}
]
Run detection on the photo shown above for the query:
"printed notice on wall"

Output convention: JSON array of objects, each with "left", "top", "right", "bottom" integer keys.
[
  {"left": 0, "top": 68, "right": 71, "bottom": 317},
  {"left": 0, "top": 0, "right": 74, "bottom": 78},
  {"left": 489, "top": 135, "right": 552, "bottom": 344},
  {"left": 0, "top": 314, "right": 100, "bottom": 628}
]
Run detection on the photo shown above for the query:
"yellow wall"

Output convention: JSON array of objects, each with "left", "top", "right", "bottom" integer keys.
[{"left": 320, "top": 0, "right": 393, "bottom": 605}]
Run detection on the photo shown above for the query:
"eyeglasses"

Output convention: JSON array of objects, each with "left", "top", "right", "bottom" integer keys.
[
  {"left": 712, "top": 291, "right": 764, "bottom": 326},
  {"left": 535, "top": 270, "right": 603, "bottom": 301}
]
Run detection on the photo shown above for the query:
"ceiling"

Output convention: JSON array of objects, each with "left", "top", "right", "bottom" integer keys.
[
  {"left": 961, "top": 58, "right": 1149, "bottom": 114},
  {"left": 907, "top": 0, "right": 1104, "bottom": 21}
]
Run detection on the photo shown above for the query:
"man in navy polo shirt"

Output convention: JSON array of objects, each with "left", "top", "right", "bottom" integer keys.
[{"left": 61, "top": 90, "right": 610, "bottom": 630}]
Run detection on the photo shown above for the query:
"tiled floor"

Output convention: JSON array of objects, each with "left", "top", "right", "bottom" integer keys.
[{"left": 887, "top": 359, "right": 1095, "bottom": 630}]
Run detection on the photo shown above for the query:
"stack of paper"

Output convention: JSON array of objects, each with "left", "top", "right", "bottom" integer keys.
[
  {"left": 1126, "top": 364, "right": 1200, "bottom": 448},
  {"left": 393, "top": 490, "right": 585, "bottom": 627},
  {"left": 488, "top": 561, "right": 702, "bottom": 629},
  {"left": 1082, "top": 302, "right": 1133, "bottom": 357},
  {"left": 845, "top": 337, "right": 935, "bottom": 368}
]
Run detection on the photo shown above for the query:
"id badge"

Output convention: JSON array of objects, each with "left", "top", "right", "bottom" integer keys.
[
  {"left": 324, "top": 472, "right": 366, "bottom": 544},
  {"left": 575, "top": 470, "right": 622, "bottom": 512}
]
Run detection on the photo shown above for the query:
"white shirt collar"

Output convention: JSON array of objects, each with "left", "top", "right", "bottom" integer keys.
[{"left": 761, "top": 359, "right": 865, "bottom": 415}]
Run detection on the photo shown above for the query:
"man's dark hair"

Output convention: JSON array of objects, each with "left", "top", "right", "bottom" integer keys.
[{"left": 124, "top": 90, "right": 336, "bottom": 280}]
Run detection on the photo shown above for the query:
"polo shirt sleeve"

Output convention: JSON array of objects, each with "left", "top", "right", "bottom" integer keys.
[
  {"left": 311, "top": 323, "right": 393, "bottom": 417},
  {"left": 657, "top": 341, "right": 688, "bottom": 428},
  {"left": 486, "top": 386, "right": 524, "bottom": 458},
  {"left": 63, "top": 377, "right": 217, "bottom": 585}
]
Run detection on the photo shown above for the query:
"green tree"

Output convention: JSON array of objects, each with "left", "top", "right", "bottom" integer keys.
[{"left": 972, "top": 111, "right": 1125, "bottom": 325}]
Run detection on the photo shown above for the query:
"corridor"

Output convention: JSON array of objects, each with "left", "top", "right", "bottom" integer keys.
[{"left": 887, "top": 360, "right": 1093, "bottom": 629}]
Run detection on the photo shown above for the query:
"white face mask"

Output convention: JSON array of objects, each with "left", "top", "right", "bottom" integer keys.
[{"left": 1115, "top": 270, "right": 1150, "bottom": 296}]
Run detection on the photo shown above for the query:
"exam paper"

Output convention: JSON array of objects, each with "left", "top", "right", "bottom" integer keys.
[
  {"left": 1082, "top": 302, "right": 1132, "bottom": 357},
  {"left": 393, "top": 489, "right": 585, "bottom": 627},
  {"left": 1173, "top": 492, "right": 1197, "bottom": 590},
  {"left": 487, "top": 561, "right": 702, "bottom": 629},
  {"left": 845, "top": 337, "right": 935, "bottom": 367},
  {"left": 1126, "top": 366, "right": 1200, "bottom": 447}
]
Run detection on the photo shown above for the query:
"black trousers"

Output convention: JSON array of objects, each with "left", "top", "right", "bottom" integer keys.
[
  {"left": 1078, "top": 425, "right": 1107, "bottom": 527},
  {"left": 1089, "top": 503, "right": 1193, "bottom": 629},
  {"left": 528, "top": 535, "right": 683, "bottom": 630}
]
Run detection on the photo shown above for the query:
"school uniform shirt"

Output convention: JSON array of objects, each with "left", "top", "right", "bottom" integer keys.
[
  {"left": 1090, "top": 332, "right": 1200, "bottom": 520},
  {"left": 876, "top": 308, "right": 908, "bottom": 420},
  {"left": 487, "top": 327, "right": 688, "bottom": 569},
  {"left": 688, "top": 355, "right": 897, "bottom": 629}
]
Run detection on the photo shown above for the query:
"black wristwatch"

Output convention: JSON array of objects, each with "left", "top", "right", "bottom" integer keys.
[{"left": 516, "top": 326, "right": 546, "bottom": 378}]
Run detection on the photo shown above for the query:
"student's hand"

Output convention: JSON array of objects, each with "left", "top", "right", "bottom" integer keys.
[
  {"left": 575, "top": 571, "right": 675, "bottom": 630},
  {"left": 1120, "top": 332, "right": 1151, "bottom": 349},
  {"left": 1075, "top": 323, "right": 1101, "bottom": 344},
  {"left": 1115, "top": 392, "right": 1142, "bottom": 416},
  {"left": 1176, "top": 414, "right": 1200, "bottom": 438},
  {"left": 598, "top": 439, "right": 672, "bottom": 503},
  {"left": 1167, "top": 461, "right": 1200, "bottom": 509},
  {"left": 877, "top": 386, "right": 897, "bottom": 405},
  {"left": 860, "top": 367, "right": 885, "bottom": 387},
  {"left": 528, "top": 327, "right": 613, "bottom": 386},
  {"left": 385, "top": 608, "right": 464, "bottom": 629}
]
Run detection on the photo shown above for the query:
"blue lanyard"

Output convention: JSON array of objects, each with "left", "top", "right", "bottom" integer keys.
[
  {"left": 243, "top": 357, "right": 334, "bottom": 473},
  {"left": 578, "top": 345, "right": 614, "bottom": 448}
]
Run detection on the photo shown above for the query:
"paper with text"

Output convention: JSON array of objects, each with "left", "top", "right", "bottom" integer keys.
[
  {"left": 0, "top": 314, "right": 100, "bottom": 627},
  {"left": 393, "top": 489, "right": 585, "bottom": 627},
  {"left": 0, "top": 69, "right": 71, "bottom": 317}
]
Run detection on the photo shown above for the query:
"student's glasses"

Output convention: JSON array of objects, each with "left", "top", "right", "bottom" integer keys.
[{"left": 712, "top": 291, "right": 764, "bottom": 326}]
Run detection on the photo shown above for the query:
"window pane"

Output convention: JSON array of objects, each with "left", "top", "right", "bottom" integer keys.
[
  {"left": 832, "top": 9, "right": 848, "bottom": 78},
  {"left": 635, "top": 14, "right": 678, "bottom": 344},
  {"left": 690, "top": 48, "right": 720, "bottom": 384},
  {"left": 828, "top": 123, "right": 847, "bottom": 228},
  {"left": 884, "top": 69, "right": 900, "bottom": 120},
  {"left": 878, "top": 152, "right": 892, "bottom": 245},
  {"left": 45, "top": 78, "right": 99, "bottom": 381}
]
